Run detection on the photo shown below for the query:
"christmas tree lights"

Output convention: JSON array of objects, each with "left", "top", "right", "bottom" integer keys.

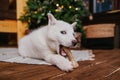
[{"left": 20, "top": 0, "right": 89, "bottom": 33}]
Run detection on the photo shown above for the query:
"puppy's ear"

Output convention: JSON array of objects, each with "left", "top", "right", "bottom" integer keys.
[
  {"left": 48, "top": 13, "right": 57, "bottom": 25},
  {"left": 71, "top": 22, "right": 77, "bottom": 29}
]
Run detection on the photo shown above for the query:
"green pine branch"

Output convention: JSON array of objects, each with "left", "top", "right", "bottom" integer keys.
[{"left": 20, "top": 0, "right": 89, "bottom": 32}]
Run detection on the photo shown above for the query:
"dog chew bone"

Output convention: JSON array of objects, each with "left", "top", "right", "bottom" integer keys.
[{"left": 63, "top": 47, "right": 79, "bottom": 68}]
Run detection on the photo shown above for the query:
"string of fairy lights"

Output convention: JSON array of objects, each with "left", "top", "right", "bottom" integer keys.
[
  {"left": 20, "top": 0, "right": 90, "bottom": 31},
  {"left": 55, "top": 3, "right": 81, "bottom": 12}
]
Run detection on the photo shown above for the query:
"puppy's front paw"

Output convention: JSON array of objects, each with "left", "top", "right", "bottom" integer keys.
[
  {"left": 57, "top": 59, "right": 73, "bottom": 72},
  {"left": 48, "top": 55, "right": 74, "bottom": 72}
]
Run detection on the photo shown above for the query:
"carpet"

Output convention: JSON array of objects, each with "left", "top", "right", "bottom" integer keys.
[{"left": 0, "top": 48, "right": 95, "bottom": 65}]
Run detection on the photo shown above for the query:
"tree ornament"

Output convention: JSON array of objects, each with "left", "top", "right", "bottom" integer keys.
[
  {"left": 89, "top": 14, "right": 93, "bottom": 20},
  {"left": 37, "top": 7, "right": 42, "bottom": 12},
  {"left": 59, "top": 7, "right": 62, "bottom": 11}
]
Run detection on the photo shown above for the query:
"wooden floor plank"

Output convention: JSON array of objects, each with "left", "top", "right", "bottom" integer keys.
[
  {"left": 103, "top": 70, "right": 120, "bottom": 80},
  {"left": 0, "top": 49, "right": 120, "bottom": 80},
  {"left": 46, "top": 49, "right": 120, "bottom": 80}
]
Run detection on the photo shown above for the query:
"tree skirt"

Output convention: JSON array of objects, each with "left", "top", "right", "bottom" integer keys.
[{"left": 0, "top": 48, "right": 95, "bottom": 65}]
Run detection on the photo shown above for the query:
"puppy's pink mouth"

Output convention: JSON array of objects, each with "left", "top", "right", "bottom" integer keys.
[{"left": 59, "top": 45, "right": 68, "bottom": 57}]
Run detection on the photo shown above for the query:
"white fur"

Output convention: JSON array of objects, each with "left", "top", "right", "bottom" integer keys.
[{"left": 18, "top": 13, "right": 77, "bottom": 71}]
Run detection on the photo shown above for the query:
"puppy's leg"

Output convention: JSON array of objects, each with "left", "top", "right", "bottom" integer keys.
[{"left": 44, "top": 54, "right": 73, "bottom": 72}]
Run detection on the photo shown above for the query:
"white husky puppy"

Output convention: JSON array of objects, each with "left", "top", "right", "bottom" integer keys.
[{"left": 18, "top": 13, "right": 77, "bottom": 71}]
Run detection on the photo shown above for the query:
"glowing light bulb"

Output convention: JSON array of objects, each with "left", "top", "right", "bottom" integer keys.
[
  {"left": 56, "top": 4, "right": 59, "bottom": 7},
  {"left": 55, "top": 9, "right": 59, "bottom": 12},
  {"left": 75, "top": 7, "right": 78, "bottom": 10},
  {"left": 34, "top": 11, "right": 37, "bottom": 14},
  {"left": 61, "top": 5, "right": 64, "bottom": 8},
  {"left": 69, "top": 6, "right": 72, "bottom": 9}
]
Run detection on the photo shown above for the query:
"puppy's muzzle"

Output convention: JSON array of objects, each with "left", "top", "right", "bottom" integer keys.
[{"left": 72, "top": 40, "right": 77, "bottom": 46}]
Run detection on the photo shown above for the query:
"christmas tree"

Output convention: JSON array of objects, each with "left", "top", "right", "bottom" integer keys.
[{"left": 20, "top": 0, "right": 89, "bottom": 33}]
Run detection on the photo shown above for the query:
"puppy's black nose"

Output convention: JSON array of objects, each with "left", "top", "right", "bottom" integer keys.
[{"left": 72, "top": 40, "right": 77, "bottom": 46}]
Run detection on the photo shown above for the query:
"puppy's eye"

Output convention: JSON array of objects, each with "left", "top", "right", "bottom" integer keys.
[{"left": 60, "top": 31, "right": 67, "bottom": 34}]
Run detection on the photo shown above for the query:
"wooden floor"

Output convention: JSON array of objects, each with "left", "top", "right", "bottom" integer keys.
[{"left": 0, "top": 49, "right": 120, "bottom": 80}]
